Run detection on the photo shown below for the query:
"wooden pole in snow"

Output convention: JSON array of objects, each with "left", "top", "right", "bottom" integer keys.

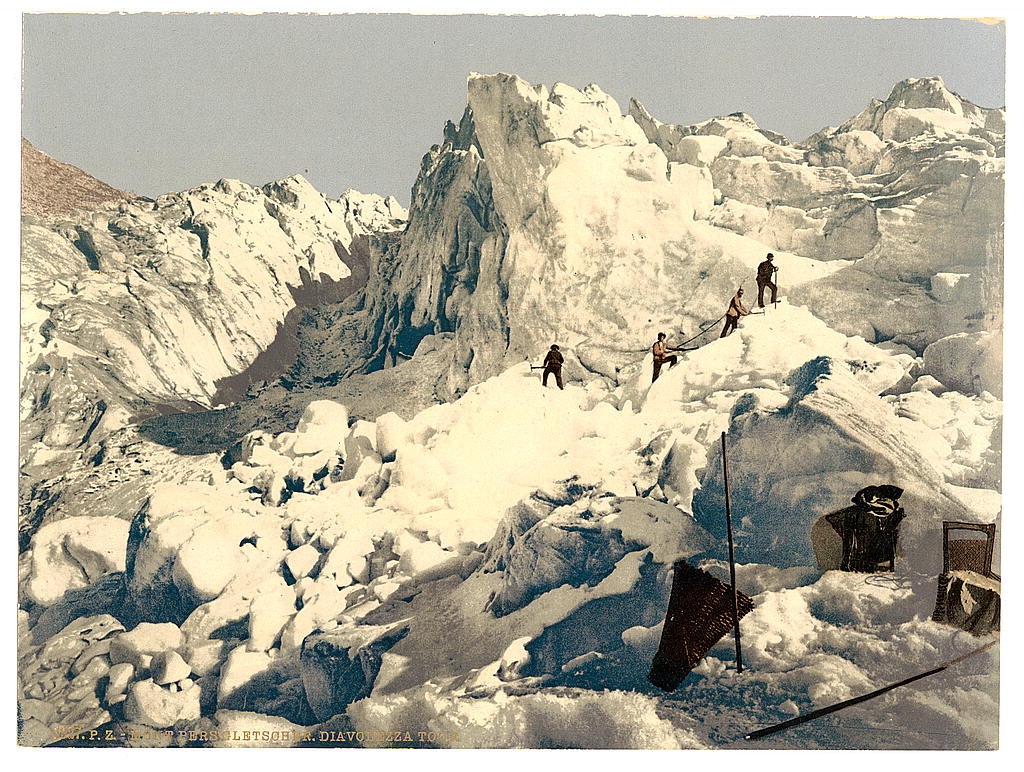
[
  {"left": 720, "top": 431, "right": 743, "bottom": 673},
  {"left": 743, "top": 639, "right": 998, "bottom": 741}
]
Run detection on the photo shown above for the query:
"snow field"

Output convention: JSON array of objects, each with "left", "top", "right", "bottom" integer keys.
[{"left": 18, "top": 309, "right": 1002, "bottom": 748}]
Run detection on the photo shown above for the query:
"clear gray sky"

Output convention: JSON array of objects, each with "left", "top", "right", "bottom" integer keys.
[{"left": 22, "top": 14, "right": 1005, "bottom": 205}]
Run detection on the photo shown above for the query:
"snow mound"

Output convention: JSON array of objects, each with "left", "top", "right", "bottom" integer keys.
[
  {"left": 25, "top": 516, "right": 129, "bottom": 606},
  {"left": 348, "top": 685, "right": 707, "bottom": 749},
  {"left": 922, "top": 331, "right": 1001, "bottom": 397},
  {"left": 691, "top": 356, "right": 988, "bottom": 574}
]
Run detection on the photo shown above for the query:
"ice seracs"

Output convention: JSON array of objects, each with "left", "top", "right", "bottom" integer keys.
[
  {"left": 20, "top": 169, "right": 407, "bottom": 495},
  {"left": 17, "top": 71, "right": 1001, "bottom": 748}
]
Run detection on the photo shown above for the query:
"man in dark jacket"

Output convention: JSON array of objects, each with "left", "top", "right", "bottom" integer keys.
[
  {"left": 756, "top": 253, "right": 778, "bottom": 308},
  {"left": 542, "top": 344, "right": 564, "bottom": 389}
]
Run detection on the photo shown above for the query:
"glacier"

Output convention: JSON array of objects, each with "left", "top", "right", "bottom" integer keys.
[{"left": 18, "top": 73, "right": 1001, "bottom": 749}]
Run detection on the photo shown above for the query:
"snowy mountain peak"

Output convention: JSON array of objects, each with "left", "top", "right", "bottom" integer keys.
[
  {"left": 261, "top": 173, "right": 324, "bottom": 206},
  {"left": 884, "top": 75, "right": 963, "bottom": 113},
  {"left": 336, "top": 189, "right": 408, "bottom": 235},
  {"left": 469, "top": 72, "right": 646, "bottom": 152},
  {"left": 833, "top": 75, "right": 1004, "bottom": 143}
]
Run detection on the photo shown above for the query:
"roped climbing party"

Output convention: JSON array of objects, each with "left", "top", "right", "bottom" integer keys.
[{"left": 535, "top": 252, "right": 780, "bottom": 388}]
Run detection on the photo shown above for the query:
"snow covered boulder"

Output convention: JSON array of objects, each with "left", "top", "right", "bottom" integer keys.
[
  {"left": 151, "top": 650, "right": 191, "bottom": 685},
  {"left": 300, "top": 622, "right": 410, "bottom": 721},
  {"left": 480, "top": 489, "right": 712, "bottom": 618},
  {"left": 125, "top": 483, "right": 287, "bottom": 623},
  {"left": 237, "top": 430, "right": 278, "bottom": 466},
  {"left": 284, "top": 543, "right": 321, "bottom": 581},
  {"left": 375, "top": 412, "right": 410, "bottom": 462},
  {"left": 922, "top": 331, "right": 1001, "bottom": 397},
  {"left": 319, "top": 532, "right": 376, "bottom": 588},
  {"left": 285, "top": 449, "right": 338, "bottom": 493},
  {"left": 24, "top": 516, "right": 130, "bottom": 606},
  {"left": 596, "top": 496, "right": 716, "bottom": 563},
  {"left": 291, "top": 399, "right": 349, "bottom": 456},
  {"left": 339, "top": 432, "right": 380, "bottom": 483},
  {"left": 279, "top": 585, "right": 346, "bottom": 652},
  {"left": 181, "top": 639, "right": 227, "bottom": 678},
  {"left": 393, "top": 530, "right": 458, "bottom": 579},
  {"left": 216, "top": 645, "right": 273, "bottom": 709},
  {"left": 109, "top": 622, "right": 184, "bottom": 670},
  {"left": 247, "top": 578, "right": 296, "bottom": 652},
  {"left": 124, "top": 678, "right": 200, "bottom": 728},
  {"left": 691, "top": 356, "right": 976, "bottom": 573}
]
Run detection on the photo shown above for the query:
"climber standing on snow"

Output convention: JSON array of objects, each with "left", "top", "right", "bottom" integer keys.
[
  {"left": 651, "top": 332, "right": 685, "bottom": 383},
  {"left": 756, "top": 252, "right": 778, "bottom": 308},
  {"left": 720, "top": 288, "right": 751, "bottom": 338},
  {"left": 541, "top": 344, "right": 564, "bottom": 390}
]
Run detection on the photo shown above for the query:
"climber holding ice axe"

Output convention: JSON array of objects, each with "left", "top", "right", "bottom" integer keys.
[
  {"left": 720, "top": 288, "right": 754, "bottom": 338},
  {"left": 534, "top": 344, "right": 564, "bottom": 390},
  {"left": 756, "top": 252, "right": 779, "bottom": 308}
]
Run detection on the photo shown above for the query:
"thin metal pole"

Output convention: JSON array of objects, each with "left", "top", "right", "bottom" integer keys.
[
  {"left": 721, "top": 431, "right": 743, "bottom": 673},
  {"left": 743, "top": 639, "right": 998, "bottom": 741}
]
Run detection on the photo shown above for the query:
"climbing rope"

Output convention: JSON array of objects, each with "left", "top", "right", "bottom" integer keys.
[
  {"left": 863, "top": 573, "right": 916, "bottom": 591},
  {"left": 613, "top": 313, "right": 730, "bottom": 354},
  {"left": 674, "top": 313, "right": 728, "bottom": 347}
]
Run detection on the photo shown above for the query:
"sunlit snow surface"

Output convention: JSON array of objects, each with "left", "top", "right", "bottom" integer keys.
[
  {"left": 24, "top": 300, "right": 990, "bottom": 749},
  {"left": 19, "top": 72, "right": 1002, "bottom": 749}
]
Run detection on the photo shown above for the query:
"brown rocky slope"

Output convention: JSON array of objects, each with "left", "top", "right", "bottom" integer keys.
[{"left": 21, "top": 138, "right": 130, "bottom": 219}]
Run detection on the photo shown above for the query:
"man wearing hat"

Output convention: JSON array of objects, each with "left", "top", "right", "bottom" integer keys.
[
  {"left": 720, "top": 288, "right": 751, "bottom": 337},
  {"left": 756, "top": 252, "right": 778, "bottom": 308},
  {"left": 541, "top": 344, "right": 564, "bottom": 390}
]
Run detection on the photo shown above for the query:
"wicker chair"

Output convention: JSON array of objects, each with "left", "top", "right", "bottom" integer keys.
[{"left": 932, "top": 521, "right": 1000, "bottom": 635}]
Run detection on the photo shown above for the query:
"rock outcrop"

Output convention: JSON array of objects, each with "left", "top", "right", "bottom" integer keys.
[{"left": 21, "top": 139, "right": 130, "bottom": 220}]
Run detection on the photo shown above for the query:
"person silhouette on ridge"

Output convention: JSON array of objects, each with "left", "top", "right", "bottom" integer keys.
[
  {"left": 542, "top": 344, "right": 564, "bottom": 389},
  {"left": 756, "top": 252, "right": 778, "bottom": 308}
]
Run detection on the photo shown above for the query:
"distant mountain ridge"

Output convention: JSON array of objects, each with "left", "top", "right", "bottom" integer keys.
[{"left": 21, "top": 138, "right": 131, "bottom": 219}]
